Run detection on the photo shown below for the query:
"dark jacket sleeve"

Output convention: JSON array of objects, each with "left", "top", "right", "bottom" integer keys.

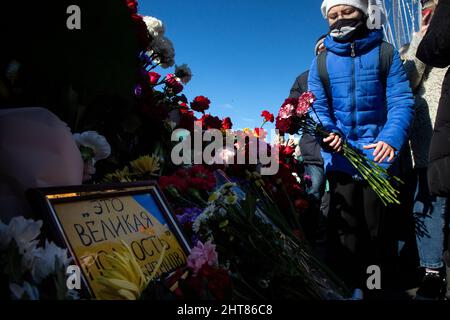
[
  {"left": 416, "top": 0, "right": 450, "bottom": 68},
  {"left": 289, "top": 71, "right": 309, "bottom": 99}
]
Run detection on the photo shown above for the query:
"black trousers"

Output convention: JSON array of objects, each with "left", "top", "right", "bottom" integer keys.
[{"left": 326, "top": 172, "right": 397, "bottom": 291}]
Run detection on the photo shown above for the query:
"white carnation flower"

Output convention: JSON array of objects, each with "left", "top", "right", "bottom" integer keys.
[
  {"left": 192, "top": 218, "right": 202, "bottom": 234},
  {"left": 175, "top": 64, "right": 192, "bottom": 84},
  {"left": 143, "top": 16, "right": 165, "bottom": 39},
  {"left": 31, "top": 240, "right": 72, "bottom": 284},
  {"left": 151, "top": 36, "right": 175, "bottom": 69},
  {"left": 214, "top": 147, "right": 235, "bottom": 165},
  {"left": 7, "top": 217, "right": 42, "bottom": 255},
  {"left": 73, "top": 131, "right": 111, "bottom": 161}
]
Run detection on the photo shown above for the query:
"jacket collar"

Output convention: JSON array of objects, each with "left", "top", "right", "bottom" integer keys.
[{"left": 324, "top": 29, "right": 384, "bottom": 56}]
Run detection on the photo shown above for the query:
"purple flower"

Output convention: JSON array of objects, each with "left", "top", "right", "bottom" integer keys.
[
  {"left": 139, "top": 51, "right": 153, "bottom": 65},
  {"left": 134, "top": 84, "right": 143, "bottom": 97},
  {"left": 191, "top": 234, "right": 201, "bottom": 246},
  {"left": 177, "top": 207, "right": 202, "bottom": 225}
]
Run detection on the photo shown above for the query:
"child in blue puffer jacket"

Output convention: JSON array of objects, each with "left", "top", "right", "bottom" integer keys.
[{"left": 308, "top": 0, "right": 414, "bottom": 298}]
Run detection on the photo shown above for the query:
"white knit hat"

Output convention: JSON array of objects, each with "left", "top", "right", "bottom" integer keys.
[
  {"left": 321, "top": 0, "right": 386, "bottom": 28},
  {"left": 321, "top": 0, "right": 369, "bottom": 18}
]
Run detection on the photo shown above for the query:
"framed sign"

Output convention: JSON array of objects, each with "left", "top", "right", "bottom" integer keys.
[{"left": 28, "top": 181, "right": 190, "bottom": 299}]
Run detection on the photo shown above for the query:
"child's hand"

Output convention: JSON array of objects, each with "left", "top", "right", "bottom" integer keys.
[
  {"left": 323, "top": 133, "right": 342, "bottom": 153},
  {"left": 363, "top": 141, "right": 395, "bottom": 163}
]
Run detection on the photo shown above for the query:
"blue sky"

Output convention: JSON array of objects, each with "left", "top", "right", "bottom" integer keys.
[{"left": 140, "top": 0, "right": 328, "bottom": 130}]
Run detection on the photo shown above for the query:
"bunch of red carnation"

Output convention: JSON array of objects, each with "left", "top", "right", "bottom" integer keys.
[
  {"left": 191, "top": 96, "right": 211, "bottom": 113},
  {"left": 275, "top": 93, "right": 316, "bottom": 135},
  {"left": 159, "top": 165, "right": 216, "bottom": 198},
  {"left": 182, "top": 264, "right": 232, "bottom": 300}
]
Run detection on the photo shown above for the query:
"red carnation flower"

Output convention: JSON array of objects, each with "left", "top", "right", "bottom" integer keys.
[
  {"left": 125, "top": 0, "right": 138, "bottom": 13},
  {"left": 199, "top": 264, "right": 232, "bottom": 300},
  {"left": 184, "top": 265, "right": 232, "bottom": 300},
  {"left": 295, "top": 199, "right": 310, "bottom": 211},
  {"left": 300, "top": 91, "right": 316, "bottom": 105},
  {"left": 261, "top": 110, "right": 275, "bottom": 123},
  {"left": 191, "top": 96, "right": 211, "bottom": 113},
  {"left": 277, "top": 98, "right": 297, "bottom": 119},
  {"left": 201, "top": 114, "right": 222, "bottom": 130},
  {"left": 296, "top": 92, "right": 316, "bottom": 117},
  {"left": 276, "top": 116, "right": 295, "bottom": 134},
  {"left": 131, "top": 13, "right": 151, "bottom": 51},
  {"left": 178, "top": 109, "right": 197, "bottom": 133},
  {"left": 280, "top": 144, "right": 295, "bottom": 157},
  {"left": 188, "top": 165, "right": 216, "bottom": 191},
  {"left": 148, "top": 72, "right": 161, "bottom": 85},
  {"left": 221, "top": 117, "right": 233, "bottom": 130},
  {"left": 159, "top": 175, "right": 188, "bottom": 194},
  {"left": 178, "top": 101, "right": 189, "bottom": 109},
  {"left": 165, "top": 74, "right": 184, "bottom": 94}
]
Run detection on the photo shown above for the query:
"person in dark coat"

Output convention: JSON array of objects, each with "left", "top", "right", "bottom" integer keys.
[
  {"left": 417, "top": 0, "right": 450, "bottom": 197},
  {"left": 289, "top": 34, "right": 327, "bottom": 202},
  {"left": 289, "top": 34, "right": 328, "bottom": 246},
  {"left": 415, "top": 0, "right": 450, "bottom": 299}
]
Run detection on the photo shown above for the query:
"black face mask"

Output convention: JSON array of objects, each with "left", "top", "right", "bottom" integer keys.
[{"left": 329, "top": 18, "right": 368, "bottom": 42}]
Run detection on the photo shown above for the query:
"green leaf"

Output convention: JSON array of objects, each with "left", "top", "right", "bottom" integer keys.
[
  {"left": 241, "top": 191, "right": 256, "bottom": 222},
  {"left": 79, "top": 145, "right": 95, "bottom": 162},
  {"left": 219, "top": 220, "right": 229, "bottom": 229}
]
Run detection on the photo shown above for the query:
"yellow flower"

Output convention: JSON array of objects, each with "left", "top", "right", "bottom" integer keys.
[
  {"left": 225, "top": 194, "right": 237, "bottom": 205},
  {"left": 95, "top": 241, "right": 166, "bottom": 300},
  {"left": 130, "top": 154, "right": 160, "bottom": 176},
  {"left": 103, "top": 166, "right": 132, "bottom": 183},
  {"left": 243, "top": 128, "right": 251, "bottom": 134},
  {"left": 208, "top": 192, "right": 220, "bottom": 203}
]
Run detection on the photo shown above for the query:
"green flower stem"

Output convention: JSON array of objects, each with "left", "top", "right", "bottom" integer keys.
[{"left": 308, "top": 124, "right": 402, "bottom": 205}]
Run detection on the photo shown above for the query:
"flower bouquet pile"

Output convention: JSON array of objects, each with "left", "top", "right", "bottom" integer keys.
[
  {"left": 174, "top": 182, "right": 350, "bottom": 300},
  {"left": 0, "top": 0, "right": 351, "bottom": 301}
]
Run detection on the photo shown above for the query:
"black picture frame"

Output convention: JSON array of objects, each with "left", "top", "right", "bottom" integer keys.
[{"left": 27, "top": 181, "right": 191, "bottom": 299}]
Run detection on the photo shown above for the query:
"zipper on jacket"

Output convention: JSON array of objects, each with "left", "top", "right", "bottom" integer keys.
[{"left": 350, "top": 42, "right": 357, "bottom": 139}]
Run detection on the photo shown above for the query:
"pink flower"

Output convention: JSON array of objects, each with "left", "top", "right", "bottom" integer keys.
[
  {"left": 296, "top": 92, "right": 316, "bottom": 117},
  {"left": 277, "top": 98, "right": 297, "bottom": 119},
  {"left": 295, "top": 100, "right": 310, "bottom": 117},
  {"left": 187, "top": 240, "right": 219, "bottom": 274},
  {"left": 148, "top": 72, "right": 161, "bottom": 85},
  {"left": 303, "top": 174, "right": 312, "bottom": 183},
  {"left": 165, "top": 74, "right": 184, "bottom": 94},
  {"left": 300, "top": 92, "right": 316, "bottom": 105}
]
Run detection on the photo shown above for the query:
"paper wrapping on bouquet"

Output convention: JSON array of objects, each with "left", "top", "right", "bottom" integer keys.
[{"left": 0, "top": 107, "right": 84, "bottom": 222}]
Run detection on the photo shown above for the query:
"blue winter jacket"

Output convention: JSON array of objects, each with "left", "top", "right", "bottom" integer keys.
[{"left": 307, "top": 30, "right": 414, "bottom": 176}]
